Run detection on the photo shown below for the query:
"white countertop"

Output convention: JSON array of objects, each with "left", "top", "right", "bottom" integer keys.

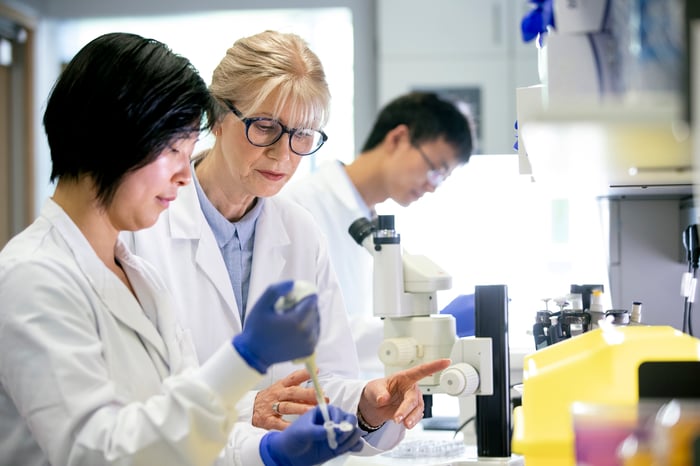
[
  {"left": 328, "top": 347, "right": 531, "bottom": 466},
  {"left": 327, "top": 417, "right": 524, "bottom": 466}
]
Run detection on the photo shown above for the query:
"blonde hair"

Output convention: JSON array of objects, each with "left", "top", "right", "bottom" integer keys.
[{"left": 210, "top": 30, "right": 330, "bottom": 130}]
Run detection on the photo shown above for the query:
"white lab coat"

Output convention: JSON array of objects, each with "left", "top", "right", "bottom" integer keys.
[
  {"left": 124, "top": 180, "right": 405, "bottom": 458},
  {"left": 283, "top": 160, "right": 385, "bottom": 378},
  {"left": 0, "top": 199, "right": 263, "bottom": 466}
]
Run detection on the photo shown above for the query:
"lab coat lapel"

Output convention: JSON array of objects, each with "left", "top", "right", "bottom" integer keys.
[
  {"left": 168, "top": 182, "right": 240, "bottom": 320},
  {"left": 45, "top": 201, "right": 169, "bottom": 363},
  {"left": 248, "top": 200, "right": 289, "bottom": 305},
  {"left": 147, "top": 288, "right": 183, "bottom": 373},
  {"left": 99, "top": 273, "right": 170, "bottom": 367}
]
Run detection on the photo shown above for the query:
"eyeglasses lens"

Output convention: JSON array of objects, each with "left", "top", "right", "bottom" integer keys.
[{"left": 246, "top": 119, "right": 324, "bottom": 155}]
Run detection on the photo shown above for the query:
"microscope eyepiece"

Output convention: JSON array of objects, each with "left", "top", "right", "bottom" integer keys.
[
  {"left": 348, "top": 217, "right": 375, "bottom": 246},
  {"left": 376, "top": 215, "right": 395, "bottom": 231}
]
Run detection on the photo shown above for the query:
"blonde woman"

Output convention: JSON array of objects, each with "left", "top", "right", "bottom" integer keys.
[{"left": 126, "top": 30, "right": 450, "bottom": 463}]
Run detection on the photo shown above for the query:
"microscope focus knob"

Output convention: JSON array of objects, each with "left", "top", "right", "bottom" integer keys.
[
  {"left": 378, "top": 338, "right": 417, "bottom": 366},
  {"left": 439, "top": 363, "right": 479, "bottom": 396}
]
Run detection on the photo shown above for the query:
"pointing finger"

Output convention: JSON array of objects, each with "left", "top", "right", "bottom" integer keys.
[{"left": 401, "top": 358, "right": 451, "bottom": 383}]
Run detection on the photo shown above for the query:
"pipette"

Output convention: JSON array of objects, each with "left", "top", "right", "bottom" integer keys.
[
  {"left": 274, "top": 280, "right": 340, "bottom": 449},
  {"left": 301, "top": 352, "right": 338, "bottom": 449}
]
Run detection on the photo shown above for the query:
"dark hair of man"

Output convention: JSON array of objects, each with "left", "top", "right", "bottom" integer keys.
[
  {"left": 360, "top": 91, "right": 475, "bottom": 163},
  {"left": 43, "top": 32, "right": 217, "bottom": 206}
]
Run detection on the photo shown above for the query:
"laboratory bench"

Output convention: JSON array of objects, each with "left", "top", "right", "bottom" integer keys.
[
  {"left": 334, "top": 419, "right": 523, "bottom": 466},
  {"left": 328, "top": 389, "right": 525, "bottom": 466}
]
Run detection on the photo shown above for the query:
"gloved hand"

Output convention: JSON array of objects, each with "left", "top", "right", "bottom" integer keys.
[
  {"left": 521, "top": 0, "right": 555, "bottom": 44},
  {"left": 260, "top": 404, "right": 364, "bottom": 466},
  {"left": 233, "top": 280, "right": 320, "bottom": 374}
]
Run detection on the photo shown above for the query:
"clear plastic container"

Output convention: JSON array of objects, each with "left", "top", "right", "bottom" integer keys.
[{"left": 384, "top": 439, "right": 466, "bottom": 459}]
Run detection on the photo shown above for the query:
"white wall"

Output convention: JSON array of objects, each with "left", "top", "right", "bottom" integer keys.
[
  {"left": 35, "top": 0, "right": 378, "bottom": 147},
  {"left": 1, "top": 0, "right": 376, "bottom": 217},
  {"left": 376, "top": 0, "right": 540, "bottom": 154},
  {"left": 28, "top": 0, "right": 377, "bottom": 146}
]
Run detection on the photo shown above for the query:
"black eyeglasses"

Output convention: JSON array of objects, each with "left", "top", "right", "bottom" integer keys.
[
  {"left": 413, "top": 143, "right": 449, "bottom": 187},
  {"left": 224, "top": 101, "right": 328, "bottom": 156}
]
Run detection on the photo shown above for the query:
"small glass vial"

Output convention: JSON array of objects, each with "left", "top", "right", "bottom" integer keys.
[
  {"left": 631, "top": 301, "right": 643, "bottom": 324},
  {"left": 590, "top": 290, "right": 604, "bottom": 312}
]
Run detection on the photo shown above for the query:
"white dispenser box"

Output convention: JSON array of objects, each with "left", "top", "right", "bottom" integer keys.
[
  {"left": 553, "top": 0, "right": 611, "bottom": 34},
  {"left": 541, "top": 31, "right": 619, "bottom": 102}
]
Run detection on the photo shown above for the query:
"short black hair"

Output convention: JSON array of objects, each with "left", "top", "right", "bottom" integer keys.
[
  {"left": 361, "top": 92, "right": 475, "bottom": 163},
  {"left": 43, "top": 32, "right": 217, "bottom": 205}
]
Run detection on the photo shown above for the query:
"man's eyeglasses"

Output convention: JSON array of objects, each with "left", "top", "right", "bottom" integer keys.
[
  {"left": 224, "top": 101, "right": 328, "bottom": 156},
  {"left": 413, "top": 143, "right": 449, "bottom": 187}
]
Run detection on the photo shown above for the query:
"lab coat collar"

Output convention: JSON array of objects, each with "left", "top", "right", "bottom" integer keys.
[
  {"left": 114, "top": 239, "right": 183, "bottom": 373},
  {"left": 323, "top": 160, "right": 372, "bottom": 218},
  {"left": 42, "top": 199, "right": 171, "bottom": 368},
  {"left": 164, "top": 182, "right": 294, "bottom": 319},
  {"left": 166, "top": 182, "right": 238, "bottom": 316},
  {"left": 247, "top": 198, "right": 290, "bottom": 306},
  {"left": 168, "top": 177, "right": 203, "bottom": 240}
]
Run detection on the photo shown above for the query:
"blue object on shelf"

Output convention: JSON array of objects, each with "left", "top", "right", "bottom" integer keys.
[{"left": 521, "top": 0, "right": 555, "bottom": 43}]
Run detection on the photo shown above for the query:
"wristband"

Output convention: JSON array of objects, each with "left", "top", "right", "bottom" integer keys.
[{"left": 357, "top": 408, "right": 385, "bottom": 433}]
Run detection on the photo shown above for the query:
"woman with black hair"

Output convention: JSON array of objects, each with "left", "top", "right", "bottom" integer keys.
[{"left": 0, "top": 32, "right": 362, "bottom": 466}]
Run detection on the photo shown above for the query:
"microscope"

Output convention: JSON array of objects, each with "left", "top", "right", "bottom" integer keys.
[
  {"left": 348, "top": 215, "right": 492, "bottom": 399},
  {"left": 349, "top": 214, "right": 523, "bottom": 465}
]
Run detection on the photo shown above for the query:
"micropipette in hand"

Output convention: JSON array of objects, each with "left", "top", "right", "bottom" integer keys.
[
  {"left": 301, "top": 352, "right": 339, "bottom": 449},
  {"left": 274, "top": 280, "right": 340, "bottom": 449}
]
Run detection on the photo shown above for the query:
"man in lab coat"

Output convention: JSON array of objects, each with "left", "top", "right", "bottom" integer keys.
[{"left": 282, "top": 91, "right": 476, "bottom": 377}]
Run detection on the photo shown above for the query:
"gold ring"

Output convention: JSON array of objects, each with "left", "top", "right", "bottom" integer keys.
[{"left": 272, "top": 401, "right": 281, "bottom": 416}]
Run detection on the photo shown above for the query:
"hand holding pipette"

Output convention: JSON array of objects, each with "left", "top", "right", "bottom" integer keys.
[
  {"left": 274, "top": 280, "right": 342, "bottom": 449},
  {"left": 301, "top": 352, "right": 339, "bottom": 448},
  {"left": 233, "top": 280, "right": 319, "bottom": 374},
  {"left": 260, "top": 404, "right": 363, "bottom": 465}
]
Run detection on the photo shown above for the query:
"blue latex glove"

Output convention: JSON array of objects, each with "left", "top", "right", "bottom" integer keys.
[
  {"left": 521, "top": 0, "right": 555, "bottom": 44},
  {"left": 260, "top": 405, "right": 364, "bottom": 466},
  {"left": 440, "top": 294, "right": 475, "bottom": 338},
  {"left": 233, "top": 280, "right": 320, "bottom": 374}
]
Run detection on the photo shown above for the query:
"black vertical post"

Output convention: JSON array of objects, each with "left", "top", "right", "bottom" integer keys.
[
  {"left": 475, "top": 284, "right": 511, "bottom": 457},
  {"left": 685, "top": 0, "right": 700, "bottom": 123}
]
